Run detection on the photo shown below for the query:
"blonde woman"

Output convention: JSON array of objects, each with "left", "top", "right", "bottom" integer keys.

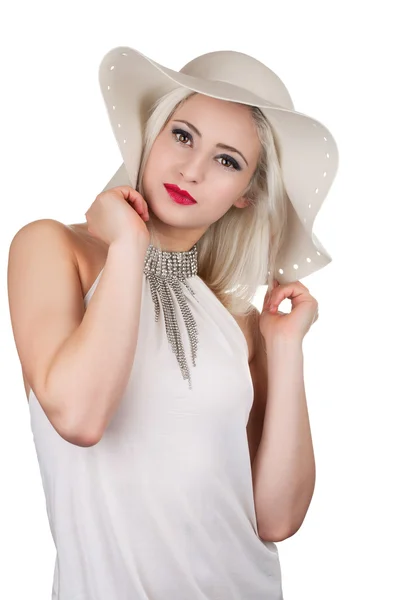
[{"left": 7, "top": 47, "right": 338, "bottom": 599}]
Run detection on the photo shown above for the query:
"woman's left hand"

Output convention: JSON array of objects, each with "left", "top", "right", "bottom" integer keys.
[{"left": 260, "top": 279, "right": 319, "bottom": 345}]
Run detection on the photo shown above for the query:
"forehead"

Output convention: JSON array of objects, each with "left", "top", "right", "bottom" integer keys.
[{"left": 173, "top": 93, "right": 253, "bottom": 125}]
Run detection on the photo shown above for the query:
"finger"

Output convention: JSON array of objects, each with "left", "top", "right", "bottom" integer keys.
[
  {"left": 122, "top": 187, "right": 145, "bottom": 206},
  {"left": 118, "top": 185, "right": 136, "bottom": 196},
  {"left": 142, "top": 199, "right": 149, "bottom": 217},
  {"left": 128, "top": 196, "right": 146, "bottom": 215},
  {"left": 264, "top": 289, "right": 273, "bottom": 308},
  {"left": 134, "top": 195, "right": 149, "bottom": 217},
  {"left": 138, "top": 199, "right": 149, "bottom": 220},
  {"left": 274, "top": 283, "right": 305, "bottom": 305}
]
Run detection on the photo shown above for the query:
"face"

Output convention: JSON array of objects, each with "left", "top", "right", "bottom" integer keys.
[{"left": 141, "top": 93, "right": 261, "bottom": 251}]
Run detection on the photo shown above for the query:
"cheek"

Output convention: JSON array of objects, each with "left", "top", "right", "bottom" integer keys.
[
  {"left": 205, "top": 192, "right": 237, "bottom": 220},
  {"left": 210, "top": 178, "right": 242, "bottom": 202},
  {"left": 146, "top": 137, "right": 170, "bottom": 168},
  {"left": 142, "top": 151, "right": 167, "bottom": 191}
]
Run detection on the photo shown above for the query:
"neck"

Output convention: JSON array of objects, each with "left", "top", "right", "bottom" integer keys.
[{"left": 145, "top": 216, "right": 204, "bottom": 252}]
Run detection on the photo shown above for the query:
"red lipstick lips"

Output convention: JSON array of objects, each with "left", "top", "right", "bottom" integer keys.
[{"left": 164, "top": 184, "right": 197, "bottom": 205}]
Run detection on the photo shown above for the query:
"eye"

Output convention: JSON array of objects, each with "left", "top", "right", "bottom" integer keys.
[
  {"left": 171, "top": 128, "right": 241, "bottom": 171},
  {"left": 172, "top": 128, "right": 192, "bottom": 146},
  {"left": 216, "top": 155, "right": 240, "bottom": 171}
]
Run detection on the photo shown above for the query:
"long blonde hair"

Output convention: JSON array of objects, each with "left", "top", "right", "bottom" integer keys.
[{"left": 137, "top": 87, "right": 288, "bottom": 318}]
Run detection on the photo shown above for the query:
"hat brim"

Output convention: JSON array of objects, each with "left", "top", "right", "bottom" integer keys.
[{"left": 98, "top": 46, "right": 338, "bottom": 282}]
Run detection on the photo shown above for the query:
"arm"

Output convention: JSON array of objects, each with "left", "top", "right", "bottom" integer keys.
[
  {"left": 8, "top": 220, "right": 148, "bottom": 447},
  {"left": 45, "top": 235, "right": 148, "bottom": 444},
  {"left": 249, "top": 314, "right": 316, "bottom": 542}
]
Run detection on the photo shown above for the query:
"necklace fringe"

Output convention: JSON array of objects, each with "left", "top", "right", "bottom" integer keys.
[{"left": 143, "top": 243, "right": 200, "bottom": 390}]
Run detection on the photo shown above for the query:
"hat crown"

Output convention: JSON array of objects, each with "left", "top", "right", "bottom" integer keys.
[{"left": 180, "top": 50, "right": 294, "bottom": 110}]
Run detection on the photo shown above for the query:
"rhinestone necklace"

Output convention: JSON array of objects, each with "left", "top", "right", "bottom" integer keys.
[{"left": 143, "top": 243, "right": 200, "bottom": 390}]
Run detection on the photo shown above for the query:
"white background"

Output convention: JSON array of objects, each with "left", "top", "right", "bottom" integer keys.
[{"left": 1, "top": 1, "right": 399, "bottom": 598}]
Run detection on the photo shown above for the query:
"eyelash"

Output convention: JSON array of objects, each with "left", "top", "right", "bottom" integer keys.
[{"left": 171, "top": 128, "right": 241, "bottom": 171}]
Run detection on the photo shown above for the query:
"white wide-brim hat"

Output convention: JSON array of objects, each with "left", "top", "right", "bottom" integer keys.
[{"left": 98, "top": 46, "right": 339, "bottom": 283}]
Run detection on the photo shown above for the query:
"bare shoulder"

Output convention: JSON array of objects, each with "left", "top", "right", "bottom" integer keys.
[
  {"left": 8, "top": 219, "right": 82, "bottom": 402},
  {"left": 10, "top": 218, "right": 73, "bottom": 245},
  {"left": 8, "top": 219, "right": 107, "bottom": 402},
  {"left": 8, "top": 219, "right": 77, "bottom": 280},
  {"left": 9, "top": 219, "right": 107, "bottom": 299}
]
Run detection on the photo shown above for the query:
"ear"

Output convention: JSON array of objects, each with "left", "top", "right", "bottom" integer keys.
[{"left": 233, "top": 196, "right": 250, "bottom": 209}]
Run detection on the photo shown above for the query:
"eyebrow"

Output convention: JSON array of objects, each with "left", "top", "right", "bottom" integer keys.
[{"left": 171, "top": 119, "right": 249, "bottom": 167}]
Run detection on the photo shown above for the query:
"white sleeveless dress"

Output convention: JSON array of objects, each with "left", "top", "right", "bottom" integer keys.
[{"left": 28, "top": 267, "right": 284, "bottom": 599}]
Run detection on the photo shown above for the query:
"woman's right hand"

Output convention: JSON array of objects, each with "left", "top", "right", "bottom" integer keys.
[{"left": 84, "top": 186, "right": 150, "bottom": 247}]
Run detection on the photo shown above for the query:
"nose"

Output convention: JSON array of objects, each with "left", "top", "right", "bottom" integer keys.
[{"left": 179, "top": 154, "right": 207, "bottom": 183}]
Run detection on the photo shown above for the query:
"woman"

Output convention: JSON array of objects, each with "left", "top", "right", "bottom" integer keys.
[{"left": 7, "top": 47, "right": 338, "bottom": 599}]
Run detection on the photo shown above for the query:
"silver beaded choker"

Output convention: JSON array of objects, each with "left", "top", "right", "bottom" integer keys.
[{"left": 143, "top": 243, "right": 200, "bottom": 390}]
